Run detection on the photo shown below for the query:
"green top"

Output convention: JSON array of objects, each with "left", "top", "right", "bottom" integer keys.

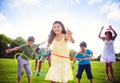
[{"left": 19, "top": 44, "right": 40, "bottom": 60}]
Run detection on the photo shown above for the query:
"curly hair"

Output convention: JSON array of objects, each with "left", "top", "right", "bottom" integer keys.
[{"left": 48, "top": 21, "right": 66, "bottom": 44}]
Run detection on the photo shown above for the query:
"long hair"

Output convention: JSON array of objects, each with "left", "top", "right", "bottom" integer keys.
[{"left": 48, "top": 21, "right": 66, "bottom": 44}]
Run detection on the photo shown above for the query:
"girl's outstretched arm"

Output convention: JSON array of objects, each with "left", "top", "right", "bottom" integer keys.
[
  {"left": 98, "top": 26, "right": 105, "bottom": 40},
  {"left": 65, "top": 28, "right": 75, "bottom": 43},
  {"left": 109, "top": 26, "right": 117, "bottom": 40}
]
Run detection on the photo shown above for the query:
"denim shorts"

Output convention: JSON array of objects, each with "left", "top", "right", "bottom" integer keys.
[{"left": 76, "top": 64, "right": 93, "bottom": 79}]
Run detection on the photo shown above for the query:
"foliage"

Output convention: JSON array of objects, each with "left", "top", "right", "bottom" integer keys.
[
  {"left": 0, "top": 34, "right": 27, "bottom": 58},
  {"left": 0, "top": 34, "right": 12, "bottom": 58}
]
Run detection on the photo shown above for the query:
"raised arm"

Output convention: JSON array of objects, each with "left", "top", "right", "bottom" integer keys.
[
  {"left": 65, "top": 28, "right": 75, "bottom": 43},
  {"left": 39, "top": 40, "right": 47, "bottom": 46},
  {"left": 98, "top": 26, "right": 105, "bottom": 40},
  {"left": 109, "top": 26, "right": 117, "bottom": 40},
  {"left": 5, "top": 47, "right": 20, "bottom": 53}
]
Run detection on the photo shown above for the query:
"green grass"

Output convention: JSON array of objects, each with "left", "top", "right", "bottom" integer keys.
[{"left": 0, "top": 59, "right": 120, "bottom": 83}]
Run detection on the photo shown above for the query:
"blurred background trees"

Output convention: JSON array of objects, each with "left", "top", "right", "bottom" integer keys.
[{"left": 0, "top": 34, "right": 26, "bottom": 58}]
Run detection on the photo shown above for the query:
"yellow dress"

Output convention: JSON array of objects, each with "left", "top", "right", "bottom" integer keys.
[{"left": 45, "top": 38, "right": 73, "bottom": 82}]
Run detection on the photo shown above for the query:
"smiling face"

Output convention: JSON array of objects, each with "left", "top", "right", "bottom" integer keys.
[
  {"left": 53, "top": 23, "right": 63, "bottom": 35},
  {"left": 28, "top": 41, "right": 34, "bottom": 46},
  {"left": 80, "top": 46, "right": 86, "bottom": 52},
  {"left": 105, "top": 31, "right": 112, "bottom": 39}
]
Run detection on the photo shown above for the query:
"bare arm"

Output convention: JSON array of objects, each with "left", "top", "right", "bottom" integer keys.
[
  {"left": 65, "top": 28, "right": 75, "bottom": 43},
  {"left": 5, "top": 47, "right": 20, "bottom": 53},
  {"left": 98, "top": 26, "right": 105, "bottom": 40},
  {"left": 72, "top": 59, "right": 76, "bottom": 69},
  {"left": 45, "top": 42, "right": 51, "bottom": 52},
  {"left": 39, "top": 40, "right": 47, "bottom": 45},
  {"left": 90, "top": 52, "right": 94, "bottom": 60},
  {"left": 109, "top": 26, "right": 117, "bottom": 40}
]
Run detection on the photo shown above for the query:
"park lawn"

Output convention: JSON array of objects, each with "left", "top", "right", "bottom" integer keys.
[{"left": 0, "top": 59, "right": 120, "bottom": 83}]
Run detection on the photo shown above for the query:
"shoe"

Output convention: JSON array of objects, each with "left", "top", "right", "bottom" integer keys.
[{"left": 36, "top": 72, "right": 40, "bottom": 76}]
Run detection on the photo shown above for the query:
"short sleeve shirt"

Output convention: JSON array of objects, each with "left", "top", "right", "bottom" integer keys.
[
  {"left": 75, "top": 49, "right": 93, "bottom": 65},
  {"left": 39, "top": 48, "right": 51, "bottom": 56},
  {"left": 19, "top": 44, "right": 40, "bottom": 59}
]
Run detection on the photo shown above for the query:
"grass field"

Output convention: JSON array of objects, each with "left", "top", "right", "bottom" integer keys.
[{"left": 0, "top": 59, "right": 120, "bottom": 83}]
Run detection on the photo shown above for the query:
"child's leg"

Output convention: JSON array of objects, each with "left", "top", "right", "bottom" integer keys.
[
  {"left": 17, "top": 58, "right": 24, "bottom": 83},
  {"left": 27, "top": 76, "right": 31, "bottom": 83},
  {"left": 52, "top": 81, "right": 56, "bottom": 83},
  {"left": 38, "top": 56, "right": 48, "bottom": 73},
  {"left": 18, "top": 77, "right": 21, "bottom": 83},
  {"left": 105, "top": 62, "right": 109, "bottom": 78},
  {"left": 76, "top": 65, "right": 84, "bottom": 83},
  {"left": 48, "top": 53, "right": 51, "bottom": 67},
  {"left": 85, "top": 64, "right": 93, "bottom": 83},
  {"left": 38, "top": 61, "right": 42, "bottom": 73},
  {"left": 109, "top": 62, "right": 114, "bottom": 78},
  {"left": 78, "top": 78, "right": 81, "bottom": 83},
  {"left": 90, "top": 79, "right": 93, "bottom": 83},
  {"left": 35, "top": 59, "right": 38, "bottom": 71},
  {"left": 24, "top": 62, "right": 32, "bottom": 83}
]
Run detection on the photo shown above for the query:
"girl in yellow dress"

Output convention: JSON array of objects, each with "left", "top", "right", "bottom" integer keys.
[{"left": 45, "top": 21, "right": 75, "bottom": 83}]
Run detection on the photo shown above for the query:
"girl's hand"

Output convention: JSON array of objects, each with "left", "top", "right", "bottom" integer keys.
[
  {"left": 66, "top": 28, "right": 72, "bottom": 37},
  {"left": 109, "top": 25, "right": 112, "bottom": 30}
]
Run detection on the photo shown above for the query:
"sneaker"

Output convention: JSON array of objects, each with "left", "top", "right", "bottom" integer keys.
[{"left": 36, "top": 72, "right": 40, "bottom": 76}]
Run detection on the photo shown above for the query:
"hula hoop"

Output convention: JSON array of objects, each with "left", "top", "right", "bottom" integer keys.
[
  {"left": 14, "top": 53, "right": 30, "bottom": 60},
  {"left": 52, "top": 54, "right": 91, "bottom": 61}
]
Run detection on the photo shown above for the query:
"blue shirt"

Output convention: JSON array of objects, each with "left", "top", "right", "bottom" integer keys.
[
  {"left": 40, "top": 48, "right": 51, "bottom": 56},
  {"left": 75, "top": 49, "right": 93, "bottom": 65}
]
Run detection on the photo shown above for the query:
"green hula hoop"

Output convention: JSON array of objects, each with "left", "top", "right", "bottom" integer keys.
[{"left": 14, "top": 53, "right": 30, "bottom": 60}]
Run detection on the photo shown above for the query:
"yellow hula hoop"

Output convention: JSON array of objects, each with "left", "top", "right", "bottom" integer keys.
[{"left": 14, "top": 53, "right": 30, "bottom": 60}]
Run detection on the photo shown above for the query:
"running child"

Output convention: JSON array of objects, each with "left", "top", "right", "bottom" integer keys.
[
  {"left": 98, "top": 25, "right": 117, "bottom": 81},
  {"left": 72, "top": 41, "right": 94, "bottom": 83},
  {"left": 36, "top": 47, "right": 51, "bottom": 76},
  {"left": 34, "top": 48, "right": 41, "bottom": 71},
  {"left": 45, "top": 21, "right": 75, "bottom": 83},
  {"left": 5, "top": 36, "right": 46, "bottom": 83}
]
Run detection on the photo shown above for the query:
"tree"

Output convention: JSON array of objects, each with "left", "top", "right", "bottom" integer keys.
[
  {"left": 8, "top": 36, "right": 27, "bottom": 58},
  {"left": 0, "top": 35, "right": 27, "bottom": 58},
  {"left": 0, "top": 34, "right": 12, "bottom": 58},
  {"left": 10, "top": 36, "right": 27, "bottom": 48}
]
